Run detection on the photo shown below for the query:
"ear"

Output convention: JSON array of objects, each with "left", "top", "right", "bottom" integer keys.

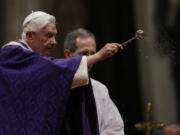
[
  {"left": 26, "top": 31, "right": 34, "bottom": 40},
  {"left": 64, "top": 49, "right": 72, "bottom": 58}
]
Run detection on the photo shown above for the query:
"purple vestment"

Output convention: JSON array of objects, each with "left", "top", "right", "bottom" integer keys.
[{"left": 0, "top": 42, "right": 99, "bottom": 135}]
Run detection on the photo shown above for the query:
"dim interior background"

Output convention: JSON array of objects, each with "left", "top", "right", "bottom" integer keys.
[{"left": 0, "top": 0, "right": 180, "bottom": 135}]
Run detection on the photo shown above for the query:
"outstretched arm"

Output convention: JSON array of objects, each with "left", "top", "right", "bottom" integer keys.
[
  {"left": 72, "top": 43, "right": 123, "bottom": 88},
  {"left": 87, "top": 43, "right": 123, "bottom": 70}
]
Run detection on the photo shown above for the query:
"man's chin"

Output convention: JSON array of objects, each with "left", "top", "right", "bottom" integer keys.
[{"left": 43, "top": 51, "right": 51, "bottom": 56}]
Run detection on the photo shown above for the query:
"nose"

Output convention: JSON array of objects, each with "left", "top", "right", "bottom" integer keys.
[{"left": 51, "top": 37, "right": 56, "bottom": 45}]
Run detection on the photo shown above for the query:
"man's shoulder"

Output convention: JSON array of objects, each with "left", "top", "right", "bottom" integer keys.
[
  {"left": 2, "top": 40, "right": 30, "bottom": 50},
  {"left": 90, "top": 78, "right": 105, "bottom": 86},
  {"left": 90, "top": 78, "right": 109, "bottom": 94}
]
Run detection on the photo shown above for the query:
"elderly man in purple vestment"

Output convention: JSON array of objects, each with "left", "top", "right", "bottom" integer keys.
[
  {"left": 0, "top": 11, "right": 123, "bottom": 135},
  {"left": 63, "top": 28, "right": 124, "bottom": 135}
]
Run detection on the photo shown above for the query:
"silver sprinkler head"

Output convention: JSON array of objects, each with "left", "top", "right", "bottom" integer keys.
[
  {"left": 136, "top": 29, "right": 144, "bottom": 40},
  {"left": 121, "top": 29, "right": 144, "bottom": 47},
  {"left": 136, "top": 29, "right": 144, "bottom": 35}
]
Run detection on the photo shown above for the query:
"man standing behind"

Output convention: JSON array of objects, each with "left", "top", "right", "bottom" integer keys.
[{"left": 64, "top": 28, "right": 124, "bottom": 135}]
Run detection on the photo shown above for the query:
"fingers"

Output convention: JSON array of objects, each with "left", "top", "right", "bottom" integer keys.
[
  {"left": 114, "top": 43, "right": 124, "bottom": 50},
  {"left": 113, "top": 48, "right": 118, "bottom": 53},
  {"left": 98, "top": 42, "right": 124, "bottom": 61},
  {"left": 109, "top": 43, "right": 123, "bottom": 54}
]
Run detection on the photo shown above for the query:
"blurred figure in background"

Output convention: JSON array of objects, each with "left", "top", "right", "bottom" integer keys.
[{"left": 164, "top": 125, "right": 180, "bottom": 135}]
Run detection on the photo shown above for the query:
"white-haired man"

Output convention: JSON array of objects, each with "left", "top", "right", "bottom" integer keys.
[
  {"left": 64, "top": 28, "right": 124, "bottom": 135},
  {"left": 0, "top": 11, "right": 123, "bottom": 135}
]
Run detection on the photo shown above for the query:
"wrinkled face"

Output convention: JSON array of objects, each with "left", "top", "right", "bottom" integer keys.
[
  {"left": 30, "top": 23, "right": 57, "bottom": 56},
  {"left": 71, "top": 36, "right": 96, "bottom": 57}
]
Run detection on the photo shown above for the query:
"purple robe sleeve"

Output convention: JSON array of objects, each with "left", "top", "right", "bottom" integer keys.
[{"left": 0, "top": 46, "right": 83, "bottom": 135}]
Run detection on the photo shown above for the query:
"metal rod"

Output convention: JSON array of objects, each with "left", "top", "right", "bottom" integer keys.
[
  {"left": 121, "top": 29, "right": 144, "bottom": 47},
  {"left": 121, "top": 36, "right": 137, "bottom": 46}
]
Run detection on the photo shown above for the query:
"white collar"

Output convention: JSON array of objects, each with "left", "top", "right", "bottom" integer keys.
[{"left": 2, "top": 39, "right": 33, "bottom": 52}]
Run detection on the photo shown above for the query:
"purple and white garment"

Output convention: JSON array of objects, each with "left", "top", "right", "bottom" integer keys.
[{"left": 0, "top": 40, "right": 99, "bottom": 135}]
